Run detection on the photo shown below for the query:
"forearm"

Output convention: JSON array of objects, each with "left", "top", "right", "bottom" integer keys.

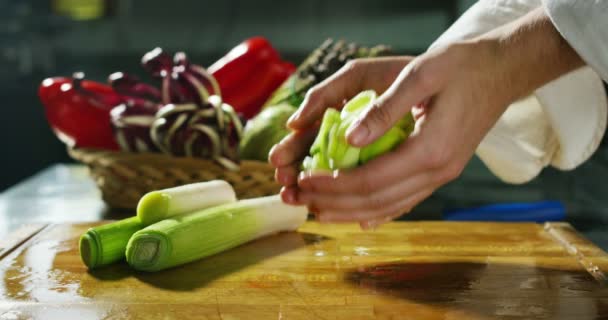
[{"left": 477, "top": 7, "right": 585, "bottom": 103}]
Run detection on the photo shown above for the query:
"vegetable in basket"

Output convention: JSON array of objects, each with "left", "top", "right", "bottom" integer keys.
[
  {"left": 38, "top": 72, "right": 124, "bottom": 150},
  {"left": 108, "top": 48, "right": 244, "bottom": 168},
  {"left": 238, "top": 103, "right": 297, "bottom": 161},
  {"left": 239, "top": 39, "right": 392, "bottom": 162},
  {"left": 208, "top": 37, "right": 296, "bottom": 119},
  {"left": 79, "top": 181, "right": 236, "bottom": 269},
  {"left": 40, "top": 37, "right": 294, "bottom": 164},
  {"left": 263, "top": 39, "right": 392, "bottom": 110}
]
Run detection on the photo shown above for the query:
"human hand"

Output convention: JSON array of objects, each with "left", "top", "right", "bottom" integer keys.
[
  {"left": 271, "top": 42, "right": 510, "bottom": 229},
  {"left": 269, "top": 55, "right": 416, "bottom": 205},
  {"left": 270, "top": 8, "right": 584, "bottom": 229}
]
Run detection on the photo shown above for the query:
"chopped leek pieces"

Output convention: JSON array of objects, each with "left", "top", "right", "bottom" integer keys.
[{"left": 303, "top": 90, "right": 415, "bottom": 171}]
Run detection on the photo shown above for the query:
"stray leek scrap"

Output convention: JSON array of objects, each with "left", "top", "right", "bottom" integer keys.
[
  {"left": 125, "top": 195, "right": 308, "bottom": 272},
  {"left": 79, "top": 180, "right": 236, "bottom": 269}
]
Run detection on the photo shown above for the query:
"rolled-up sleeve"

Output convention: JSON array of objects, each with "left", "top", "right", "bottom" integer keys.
[
  {"left": 430, "top": 0, "right": 608, "bottom": 184},
  {"left": 543, "top": 0, "right": 608, "bottom": 82}
]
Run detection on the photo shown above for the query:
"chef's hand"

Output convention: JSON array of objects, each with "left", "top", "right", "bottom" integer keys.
[
  {"left": 271, "top": 43, "right": 508, "bottom": 229},
  {"left": 270, "top": 8, "right": 583, "bottom": 229}
]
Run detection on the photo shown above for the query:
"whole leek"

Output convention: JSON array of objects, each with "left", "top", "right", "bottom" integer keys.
[
  {"left": 125, "top": 195, "right": 308, "bottom": 272},
  {"left": 137, "top": 180, "right": 236, "bottom": 225},
  {"left": 79, "top": 217, "right": 144, "bottom": 269},
  {"left": 79, "top": 181, "right": 236, "bottom": 269}
]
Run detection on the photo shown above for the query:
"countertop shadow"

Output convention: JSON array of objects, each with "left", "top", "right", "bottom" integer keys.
[
  {"left": 88, "top": 231, "right": 330, "bottom": 291},
  {"left": 345, "top": 261, "right": 608, "bottom": 319}
]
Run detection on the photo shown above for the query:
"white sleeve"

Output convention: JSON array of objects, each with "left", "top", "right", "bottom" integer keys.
[
  {"left": 429, "top": 0, "right": 608, "bottom": 184},
  {"left": 543, "top": 0, "right": 608, "bottom": 83}
]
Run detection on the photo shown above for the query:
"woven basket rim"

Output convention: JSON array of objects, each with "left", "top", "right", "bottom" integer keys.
[{"left": 68, "top": 147, "right": 273, "bottom": 168}]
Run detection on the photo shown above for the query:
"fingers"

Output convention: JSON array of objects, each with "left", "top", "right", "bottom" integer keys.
[
  {"left": 280, "top": 186, "right": 301, "bottom": 205},
  {"left": 346, "top": 60, "right": 437, "bottom": 147},
  {"left": 269, "top": 125, "right": 318, "bottom": 167},
  {"left": 358, "top": 188, "right": 434, "bottom": 229},
  {"left": 270, "top": 125, "right": 319, "bottom": 192},
  {"left": 359, "top": 212, "right": 401, "bottom": 230},
  {"left": 298, "top": 170, "right": 434, "bottom": 213},
  {"left": 317, "top": 187, "right": 434, "bottom": 223},
  {"left": 287, "top": 61, "right": 364, "bottom": 130},
  {"left": 297, "top": 135, "right": 426, "bottom": 195},
  {"left": 287, "top": 57, "right": 414, "bottom": 130},
  {"left": 275, "top": 164, "right": 299, "bottom": 187}
]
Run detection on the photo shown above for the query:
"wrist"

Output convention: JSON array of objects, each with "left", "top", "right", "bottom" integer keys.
[
  {"left": 448, "top": 38, "right": 517, "bottom": 110},
  {"left": 475, "top": 7, "right": 584, "bottom": 102}
]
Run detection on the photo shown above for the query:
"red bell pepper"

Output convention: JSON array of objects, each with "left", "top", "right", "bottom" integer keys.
[
  {"left": 38, "top": 72, "right": 123, "bottom": 150},
  {"left": 208, "top": 37, "right": 295, "bottom": 119}
]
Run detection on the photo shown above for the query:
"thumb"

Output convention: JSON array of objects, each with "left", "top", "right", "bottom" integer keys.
[{"left": 345, "top": 63, "right": 434, "bottom": 147}]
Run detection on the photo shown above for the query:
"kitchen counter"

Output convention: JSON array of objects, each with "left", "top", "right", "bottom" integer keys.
[
  {"left": 1, "top": 220, "right": 607, "bottom": 319},
  {"left": 1, "top": 164, "right": 608, "bottom": 319}
]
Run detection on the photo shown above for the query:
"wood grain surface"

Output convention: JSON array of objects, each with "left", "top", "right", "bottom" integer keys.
[{"left": 0, "top": 221, "right": 607, "bottom": 319}]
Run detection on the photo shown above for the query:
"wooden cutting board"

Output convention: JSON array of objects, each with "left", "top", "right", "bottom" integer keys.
[{"left": 0, "top": 221, "right": 607, "bottom": 320}]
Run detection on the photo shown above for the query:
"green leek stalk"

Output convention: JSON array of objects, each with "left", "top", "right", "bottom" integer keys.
[
  {"left": 125, "top": 195, "right": 308, "bottom": 272},
  {"left": 79, "top": 181, "right": 236, "bottom": 269},
  {"left": 79, "top": 217, "right": 144, "bottom": 269}
]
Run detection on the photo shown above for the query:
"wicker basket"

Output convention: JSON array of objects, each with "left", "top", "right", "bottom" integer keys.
[{"left": 68, "top": 148, "right": 280, "bottom": 210}]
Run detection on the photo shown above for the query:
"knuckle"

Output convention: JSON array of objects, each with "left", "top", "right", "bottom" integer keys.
[
  {"left": 305, "top": 87, "right": 324, "bottom": 104},
  {"left": 365, "top": 194, "right": 386, "bottom": 210},
  {"left": 416, "top": 71, "right": 435, "bottom": 93},
  {"left": 343, "top": 59, "right": 362, "bottom": 71},
  {"left": 370, "top": 102, "right": 394, "bottom": 127},
  {"left": 424, "top": 145, "right": 450, "bottom": 169},
  {"left": 448, "top": 162, "right": 465, "bottom": 181},
  {"left": 439, "top": 162, "right": 464, "bottom": 184},
  {"left": 409, "top": 63, "right": 435, "bottom": 92},
  {"left": 355, "top": 174, "right": 374, "bottom": 195}
]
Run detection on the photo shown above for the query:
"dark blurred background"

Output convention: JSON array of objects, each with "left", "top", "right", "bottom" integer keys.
[
  {"left": 1, "top": 0, "right": 607, "bottom": 246},
  {"left": 0, "top": 0, "right": 475, "bottom": 191}
]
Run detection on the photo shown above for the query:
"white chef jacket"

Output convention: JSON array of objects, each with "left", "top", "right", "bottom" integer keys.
[{"left": 430, "top": 0, "right": 608, "bottom": 184}]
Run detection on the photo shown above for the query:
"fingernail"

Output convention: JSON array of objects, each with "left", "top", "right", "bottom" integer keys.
[
  {"left": 346, "top": 123, "right": 369, "bottom": 146},
  {"left": 280, "top": 187, "right": 296, "bottom": 204},
  {"left": 298, "top": 171, "right": 308, "bottom": 183},
  {"left": 298, "top": 169, "right": 332, "bottom": 181},
  {"left": 268, "top": 144, "right": 279, "bottom": 164}
]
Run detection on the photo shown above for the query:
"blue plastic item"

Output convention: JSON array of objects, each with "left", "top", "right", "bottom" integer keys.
[{"left": 444, "top": 201, "right": 565, "bottom": 222}]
